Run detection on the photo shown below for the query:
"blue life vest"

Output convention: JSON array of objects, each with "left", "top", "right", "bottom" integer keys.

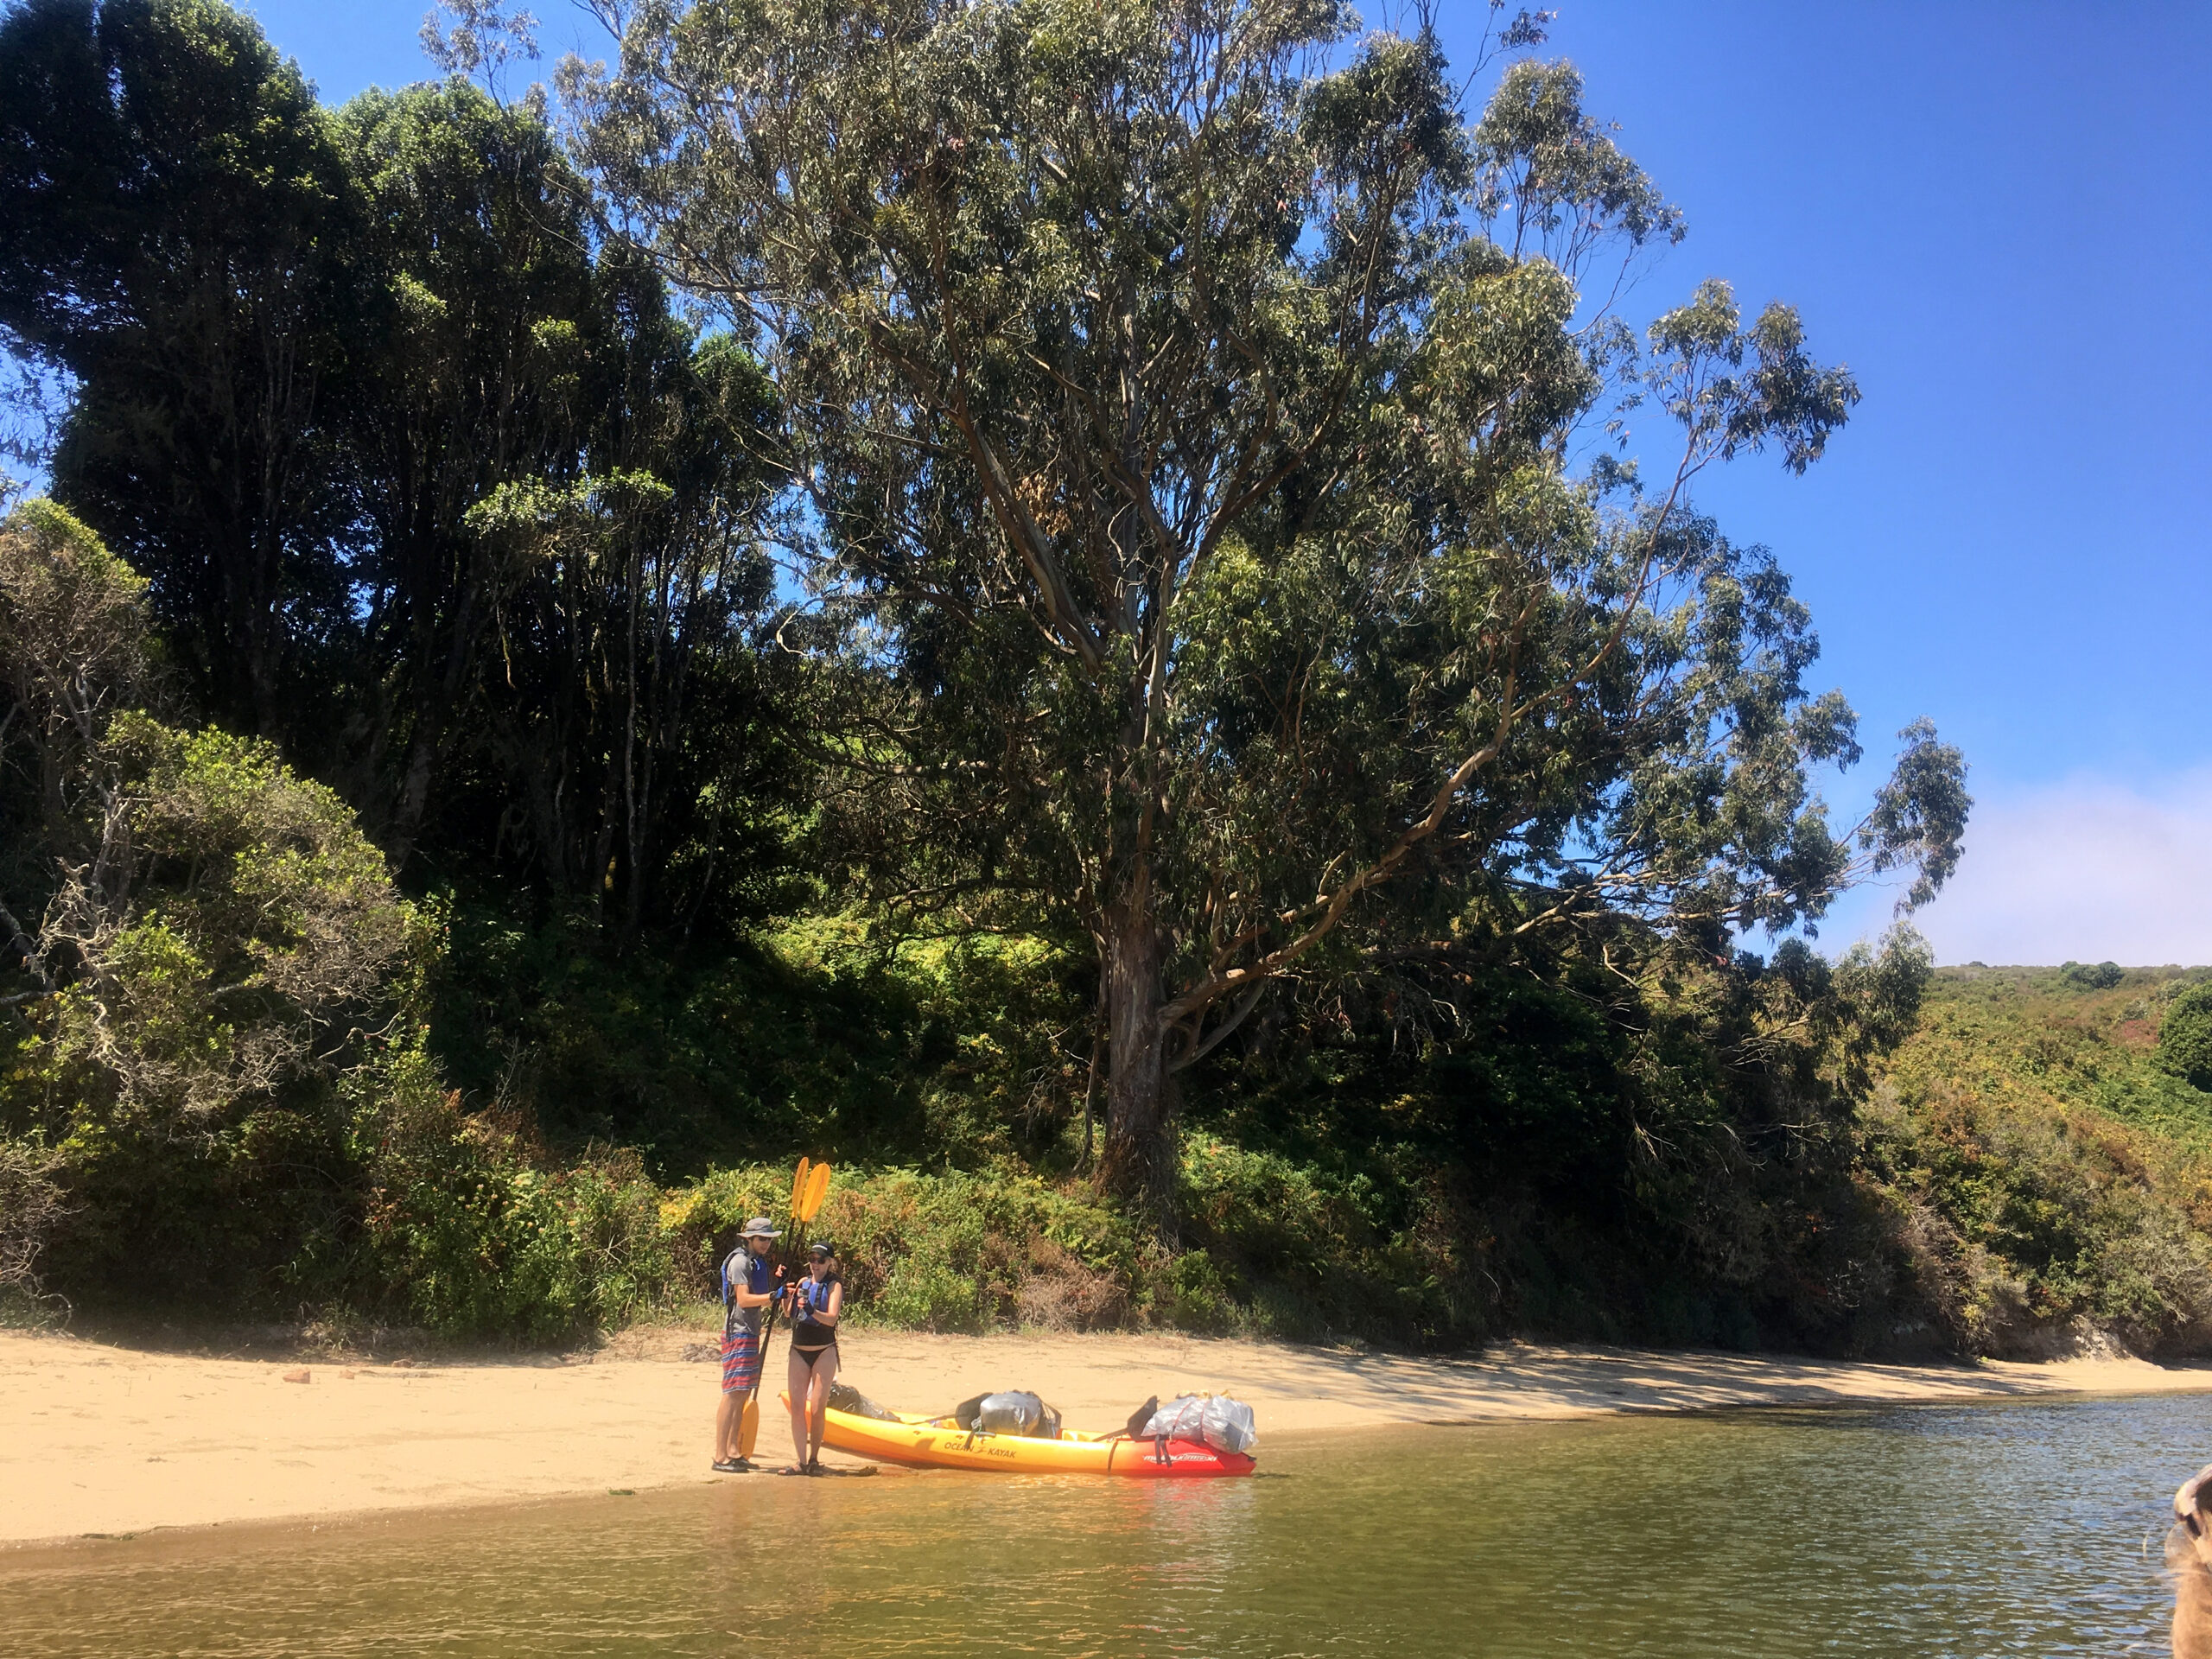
[{"left": 791, "top": 1270, "right": 842, "bottom": 1347}]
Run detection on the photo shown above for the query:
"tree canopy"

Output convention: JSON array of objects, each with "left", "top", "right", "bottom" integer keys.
[
  {"left": 0, "top": 0, "right": 801, "bottom": 943},
  {"left": 565, "top": 0, "right": 1967, "bottom": 1211}
]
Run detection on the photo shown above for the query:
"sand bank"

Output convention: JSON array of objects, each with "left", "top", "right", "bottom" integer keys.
[{"left": 6, "top": 1323, "right": 2209, "bottom": 1548}]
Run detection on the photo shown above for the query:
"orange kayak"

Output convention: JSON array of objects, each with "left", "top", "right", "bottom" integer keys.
[{"left": 796, "top": 1398, "right": 1256, "bottom": 1477}]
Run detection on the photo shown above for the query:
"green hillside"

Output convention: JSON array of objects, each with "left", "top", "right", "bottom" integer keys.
[{"left": 1862, "top": 965, "right": 2212, "bottom": 1356}]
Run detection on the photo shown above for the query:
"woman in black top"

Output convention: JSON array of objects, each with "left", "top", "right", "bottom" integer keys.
[{"left": 781, "top": 1240, "right": 843, "bottom": 1473}]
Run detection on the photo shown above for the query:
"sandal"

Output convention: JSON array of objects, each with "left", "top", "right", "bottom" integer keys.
[{"left": 711, "top": 1457, "right": 747, "bottom": 1474}]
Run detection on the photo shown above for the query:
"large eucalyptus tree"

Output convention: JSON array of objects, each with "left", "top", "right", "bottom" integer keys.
[{"left": 565, "top": 0, "right": 1967, "bottom": 1215}]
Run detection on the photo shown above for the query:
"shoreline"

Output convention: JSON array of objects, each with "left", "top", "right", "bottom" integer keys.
[{"left": 7, "top": 1323, "right": 2210, "bottom": 1553}]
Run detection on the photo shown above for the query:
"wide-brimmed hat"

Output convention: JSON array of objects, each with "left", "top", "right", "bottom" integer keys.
[{"left": 741, "top": 1217, "right": 780, "bottom": 1239}]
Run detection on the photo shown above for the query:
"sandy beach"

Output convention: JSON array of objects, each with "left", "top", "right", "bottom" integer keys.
[{"left": 7, "top": 1322, "right": 2210, "bottom": 1550}]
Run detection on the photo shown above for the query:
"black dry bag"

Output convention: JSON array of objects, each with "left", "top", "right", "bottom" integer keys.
[
  {"left": 827, "top": 1381, "right": 898, "bottom": 1422},
  {"left": 954, "top": 1389, "right": 1062, "bottom": 1438}
]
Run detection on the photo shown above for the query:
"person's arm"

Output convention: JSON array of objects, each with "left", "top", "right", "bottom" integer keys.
[
  {"left": 731, "top": 1257, "right": 780, "bottom": 1308},
  {"left": 816, "top": 1280, "right": 843, "bottom": 1325}
]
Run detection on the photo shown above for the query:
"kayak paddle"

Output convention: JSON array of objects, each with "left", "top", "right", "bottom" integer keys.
[{"left": 754, "top": 1158, "right": 834, "bottom": 1384}]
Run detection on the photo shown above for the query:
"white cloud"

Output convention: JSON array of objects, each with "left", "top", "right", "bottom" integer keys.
[{"left": 1870, "top": 770, "right": 2212, "bottom": 967}]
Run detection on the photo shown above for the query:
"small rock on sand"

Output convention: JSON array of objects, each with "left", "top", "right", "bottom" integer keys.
[{"left": 282, "top": 1369, "right": 310, "bottom": 1384}]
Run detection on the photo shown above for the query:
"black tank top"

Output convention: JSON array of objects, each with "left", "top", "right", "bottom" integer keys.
[{"left": 791, "top": 1270, "right": 841, "bottom": 1350}]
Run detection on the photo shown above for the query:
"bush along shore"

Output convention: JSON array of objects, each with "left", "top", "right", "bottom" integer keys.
[
  {"left": 10, "top": 771, "right": 2212, "bottom": 1362},
  {"left": 5, "top": 2, "right": 2205, "bottom": 1364}
]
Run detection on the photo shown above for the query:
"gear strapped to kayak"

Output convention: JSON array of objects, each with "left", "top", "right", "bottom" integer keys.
[
  {"left": 951, "top": 1390, "right": 1063, "bottom": 1439},
  {"left": 827, "top": 1381, "right": 898, "bottom": 1421},
  {"left": 1137, "top": 1394, "right": 1258, "bottom": 1455}
]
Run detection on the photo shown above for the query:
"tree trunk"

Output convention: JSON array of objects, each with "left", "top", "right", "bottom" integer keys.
[{"left": 1096, "top": 890, "right": 1178, "bottom": 1230}]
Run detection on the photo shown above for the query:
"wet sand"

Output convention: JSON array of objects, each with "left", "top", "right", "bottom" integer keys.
[{"left": 6, "top": 1323, "right": 2209, "bottom": 1548}]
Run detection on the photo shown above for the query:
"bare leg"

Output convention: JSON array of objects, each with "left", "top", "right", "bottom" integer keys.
[
  {"left": 715, "top": 1388, "right": 741, "bottom": 1463},
  {"left": 805, "top": 1346, "right": 839, "bottom": 1465},
  {"left": 785, "top": 1345, "right": 811, "bottom": 1470}
]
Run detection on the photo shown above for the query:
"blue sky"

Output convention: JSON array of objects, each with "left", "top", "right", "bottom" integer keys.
[
  {"left": 1431, "top": 2, "right": 2212, "bottom": 963},
  {"left": 218, "top": 3, "right": 2212, "bottom": 963}
]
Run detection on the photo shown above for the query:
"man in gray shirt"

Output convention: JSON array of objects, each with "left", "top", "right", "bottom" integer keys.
[{"left": 712, "top": 1217, "right": 782, "bottom": 1472}]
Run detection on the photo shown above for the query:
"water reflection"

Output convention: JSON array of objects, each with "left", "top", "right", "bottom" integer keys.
[{"left": 3, "top": 1393, "right": 2209, "bottom": 1656}]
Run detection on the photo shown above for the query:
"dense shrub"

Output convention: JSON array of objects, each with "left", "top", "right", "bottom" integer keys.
[
  {"left": 0, "top": 1131, "right": 62, "bottom": 1304},
  {"left": 424, "top": 912, "right": 1088, "bottom": 1176},
  {"left": 2, "top": 499, "right": 421, "bottom": 1314},
  {"left": 2161, "top": 982, "right": 2212, "bottom": 1093},
  {"left": 351, "top": 1046, "right": 673, "bottom": 1341},
  {"left": 1870, "top": 967, "right": 2212, "bottom": 1356},
  {"left": 663, "top": 1143, "right": 1485, "bottom": 1347},
  {"left": 2061, "top": 960, "right": 2126, "bottom": 990},
  {"left": 1866, "top": 1084, "right": 2212, "bottom": 1354},
  {"left": 1176, "top": 1136, "right": 1476, "bottom": 1343}
]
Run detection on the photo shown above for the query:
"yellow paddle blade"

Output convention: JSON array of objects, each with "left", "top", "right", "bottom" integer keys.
[
  {"left": 800, "top": 1160, "right": 832, "bottom": 1222},
  {"left": 789, "top": 1156, "right": 811, "bottom": 1217}
]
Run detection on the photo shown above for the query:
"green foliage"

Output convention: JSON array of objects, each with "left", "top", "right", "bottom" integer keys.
[
  {"left": 424, "top": 909, "right": 1088, "bottom": 1173},
  {"left": 1184, "top": 925, "right": 1942, "bottom": 1353},
  {"left": 33, "top": 713, "right": 418, "bottom": 1123},
  {"left": 316, "top": 78, "right": 797, "bottom": 931},
  {"left": 663, "top": 1141, "right": 1468, "bottom": 1344},
  {"left": 1177, "top": 1135, "right": 1470, "bottom": 1344},
  {"left": 0, "top": 496, "right": 149, "bottom": 696},
  {"left": 2062, "top": 960, "right": 2126, "bottom": 991},
  {"left": 0, "top": 1128, "right": 62, "bottom": 1304},
  {"left": 629, "top": 924, "right": 1942, "bottom": 1354},
  {"left": 2, "top": 10, "right": 800, "bottom": 938},
  {"left": 0, "top": 0, "right": 360, "bottom": 729},
  {"left": 1863, "top": 967, "right": 2212, "bottom": 1354},
  {"left": 351, "top": 1045, "right": 671, "bottom": 1340},
  {"left": 2160, "top": 981, "right": 2212, "bottom": 1093},
  {"left": 569, "top": 0, "right": 1965, "bottom": 1214},
  {"left": 666, "top": 1163, "right": 1151, "bottom": 1334},
  {"left": 0, "top": 1, "right": 2070, "bottom": 1365},
  {"left": 1, "top": 499, "right": 672, "bottom": 1338},
  {"left": 0, "top": 496, "right": 150, "bottom": 866},
  {"left": 0, "top": 680, "right": 428, "bottom": 1309}
]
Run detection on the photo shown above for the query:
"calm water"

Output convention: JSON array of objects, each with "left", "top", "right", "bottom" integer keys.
[{"left": 4, "top": 1393, "right": 2209, "bottom": 1656}]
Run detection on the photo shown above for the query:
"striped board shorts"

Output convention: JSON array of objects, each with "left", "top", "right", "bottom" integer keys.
[{"left": 720, "top": 1330, "right": 762, "bottom": 1395}]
